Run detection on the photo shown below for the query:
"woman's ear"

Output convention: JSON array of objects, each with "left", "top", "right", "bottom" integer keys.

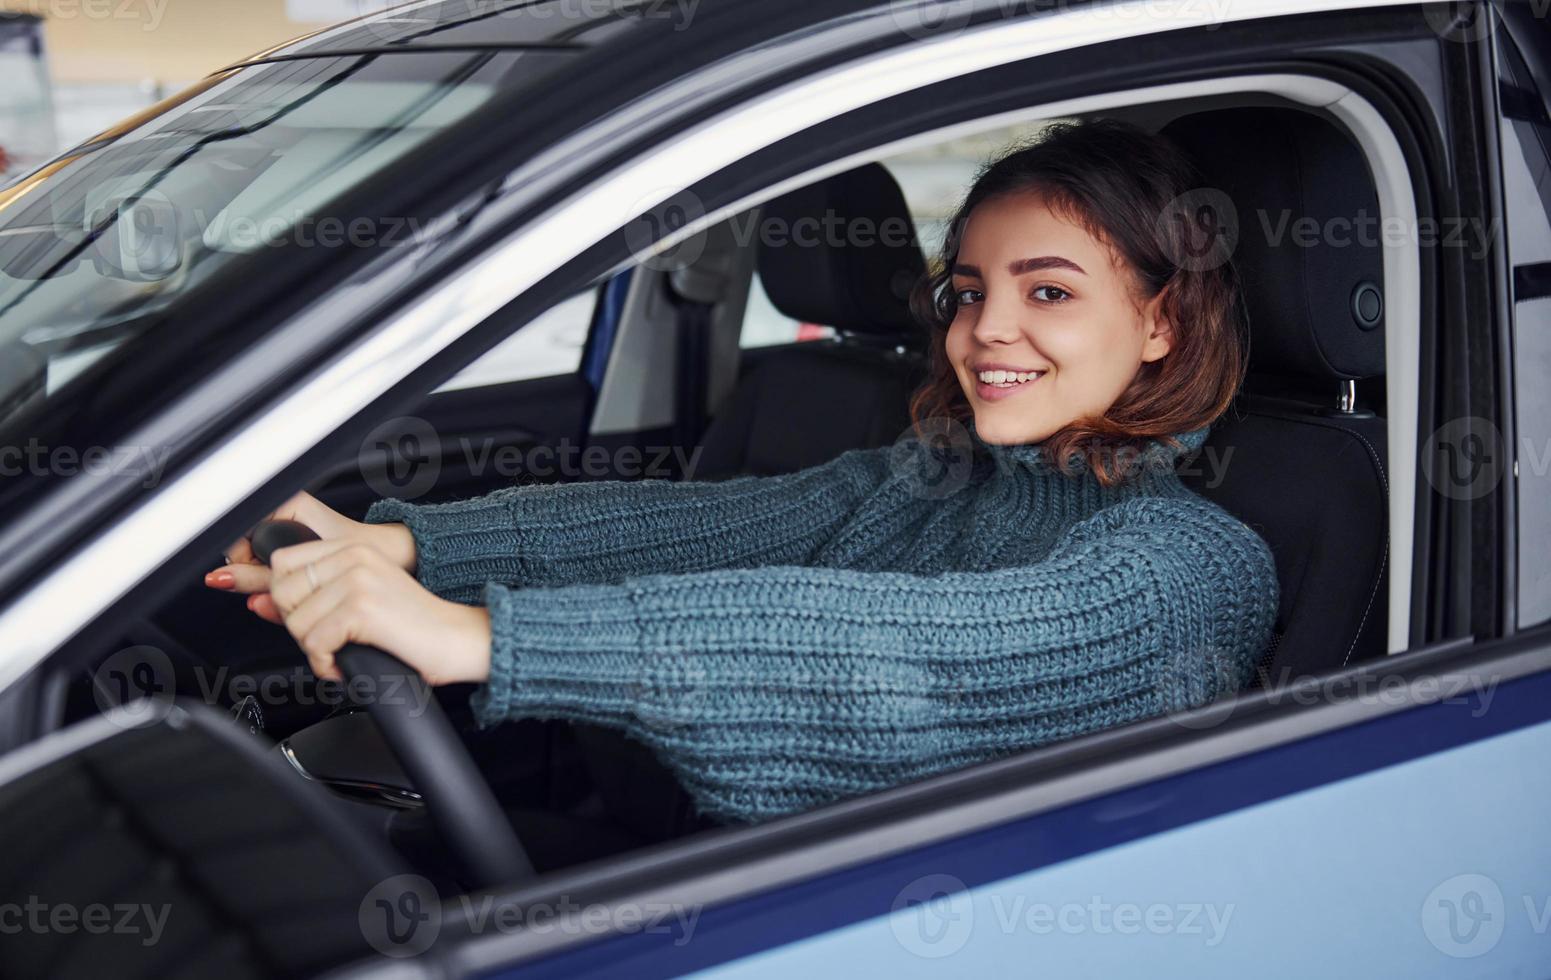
[{"left": 1140, "top": 289, "right": 1174, "bottom": 363}]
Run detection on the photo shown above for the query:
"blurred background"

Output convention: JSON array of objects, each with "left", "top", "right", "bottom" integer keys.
[{"left": 0, "top": 0, "right": 355, "bottom": 176}]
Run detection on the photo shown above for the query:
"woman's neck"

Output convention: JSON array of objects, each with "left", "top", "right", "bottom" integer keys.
[{"left": 967, "top": 419, "right": 1210, "bottom": 501}]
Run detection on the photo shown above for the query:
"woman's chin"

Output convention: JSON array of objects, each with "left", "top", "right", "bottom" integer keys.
[{"left": 972, "top": 414, "right": 1054, "bottom": 446}]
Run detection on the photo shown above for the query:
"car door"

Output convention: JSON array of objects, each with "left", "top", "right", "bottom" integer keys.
[
  {"left": 376, "top": 4, "right": 1551, "bottom": 977},
  {"left": 3, "top": 2, "right": 1549, "bottom": 978}
]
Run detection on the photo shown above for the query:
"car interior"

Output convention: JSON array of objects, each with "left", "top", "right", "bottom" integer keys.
[{"left": 7, "top": 91, "right": 1399, "bottom": 974}]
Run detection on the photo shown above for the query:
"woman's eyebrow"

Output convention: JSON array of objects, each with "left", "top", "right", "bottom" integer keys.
[
  {"left": 952, "top": 257, "right": 1088, "bottom": 278},
  {"left": 1009, "top": 255, "right": 1087, "bottom": 276}
]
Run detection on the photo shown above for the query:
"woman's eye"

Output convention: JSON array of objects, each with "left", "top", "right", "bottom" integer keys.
[
  {"left": 1032, "top": 285, "right": 1071, "bottom": 304},
  {"left": 954, "top": 287, "right": 983, "bottom": 306}
]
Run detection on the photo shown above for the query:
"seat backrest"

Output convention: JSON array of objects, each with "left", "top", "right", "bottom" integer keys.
[
  {"left": 696, "top": 344, "right": 924, "bottom": 477},
  {"left": 696, "top": 163, "right": 927, "bottom": 478},
  {"left": 1161, "top": 107, "right": 1391, "bottom": 681}
]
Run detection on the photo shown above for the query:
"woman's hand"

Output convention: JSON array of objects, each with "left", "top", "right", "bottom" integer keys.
[
  {"left": 265, "top": 538, "right": 492, "bottom": 686},
  {"left": 204, "top": 491, "right": 416, "bottom": 623}
]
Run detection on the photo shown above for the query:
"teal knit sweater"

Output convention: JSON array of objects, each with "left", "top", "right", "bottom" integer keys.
[{"left": 364, "top": 425, "right": 1278, "bottom": 824}]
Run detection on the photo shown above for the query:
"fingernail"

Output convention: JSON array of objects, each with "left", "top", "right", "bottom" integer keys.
[
  {"left": 205, "top": 570, "right": 235, "bottom": 589},
  {"left": 246, "top": 595, "right": 259, "bottom": 611}
]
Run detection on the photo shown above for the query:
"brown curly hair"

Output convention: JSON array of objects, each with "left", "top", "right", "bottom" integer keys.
[{"left": 908, "top": 118, "right": 1247, "bottom": 485}]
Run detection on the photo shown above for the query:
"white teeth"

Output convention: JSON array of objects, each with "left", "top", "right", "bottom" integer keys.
[{"left": 977, "top": 369, "right": 1044, "bottom": 386}]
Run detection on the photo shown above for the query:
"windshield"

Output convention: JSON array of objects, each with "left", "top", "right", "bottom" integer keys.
[{"left": 0, "top": 49, "right": 557, "bottom": 429}]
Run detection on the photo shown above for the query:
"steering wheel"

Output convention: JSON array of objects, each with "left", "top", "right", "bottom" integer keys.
[{"left": 250, "top": 519, "right": 533, "bottom": 887}]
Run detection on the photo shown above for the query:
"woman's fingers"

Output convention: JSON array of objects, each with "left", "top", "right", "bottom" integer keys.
[
  {"left": 275, "top": 548, "right": 393, "bottom": 681},
  {"left": 224, "top": 537, "right": 255, "bottom": 566},
  {"left": 268, "top": 536, "right": 358, "bottom": 578},
  {"left": 218, "top": 491, "right": 324, "bottom": 566},
  {"left": 204, "top": 493, "right": 378, "bottom": 637},
  {"left": 278, "top": 579, "right": 358, "bottom": 682},
  {"left": 247, "top": 593, "right": 285, "bottom": 624},
  {"left": 225, "top": 529, "right": 488, "bottom": 688},
  {"left": 205, "top": 562, "right": 271, "bottom": 594},
  {"left": 268, "top": 540, "right": 372, "bottom": 613}
]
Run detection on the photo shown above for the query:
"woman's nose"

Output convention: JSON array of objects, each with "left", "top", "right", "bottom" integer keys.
[{"left": 971, "top": 294, "right": 1024, "bottom": 345}]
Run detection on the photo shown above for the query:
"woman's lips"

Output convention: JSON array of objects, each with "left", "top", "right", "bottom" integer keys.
[{"left": 974, "top": 373, "right": 1043, "bottom": 402}]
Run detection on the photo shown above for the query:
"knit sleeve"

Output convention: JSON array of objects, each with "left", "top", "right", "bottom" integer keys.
[
  {"left": 361, "top": 447, "right": 893, "bottom": 602},
  {"left": 470, "top": 495, "right": 1279, "bottom": 824}
]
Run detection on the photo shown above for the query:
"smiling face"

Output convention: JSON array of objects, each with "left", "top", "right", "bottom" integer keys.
[{"left": 945, "top": 190, "right": 1174, "bottom": 445}]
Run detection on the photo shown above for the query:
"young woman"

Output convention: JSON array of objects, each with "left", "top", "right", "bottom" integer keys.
[{"left": 206, "top": 119, "right": 1279, "bottom": 825}]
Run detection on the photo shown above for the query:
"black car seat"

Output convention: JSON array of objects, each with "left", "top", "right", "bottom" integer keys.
[
  {"left": 569, "top": 164, "right": 929, "bottom": 844},
  {"left": 695, "top": 162, "right": 929, "bottom": 477},
  {"left": 1160, "top": 107, "right": 1391, "bottom": 683}
]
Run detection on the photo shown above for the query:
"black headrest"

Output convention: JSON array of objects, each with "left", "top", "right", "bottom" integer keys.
[
  {"left": 756, "top": 163, "right": 926, "bottom": 338},
  {"left": 1160, "top": 108, "right": 1386, "bottom": 381}
]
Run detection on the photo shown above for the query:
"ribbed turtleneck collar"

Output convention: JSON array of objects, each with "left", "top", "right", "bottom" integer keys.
[
  {"left": 875, "top": 419, "right": 1215, "bottom": 572},
  {"left": 967, "top": 419, "right": 1212, "bottom": 486}
]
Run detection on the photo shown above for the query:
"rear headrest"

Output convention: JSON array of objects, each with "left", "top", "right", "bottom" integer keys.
[
  {"left": 756, "top": 163, "right": 926, "bottom": 338},
  {"left": 1160, "top": 108, "right": 1386, "bottom": 381}
]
